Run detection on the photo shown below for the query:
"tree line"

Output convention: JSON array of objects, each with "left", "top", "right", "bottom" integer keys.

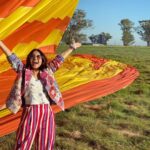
[{"left": 62, "top": 9, "right": 150, "bottom": 46}]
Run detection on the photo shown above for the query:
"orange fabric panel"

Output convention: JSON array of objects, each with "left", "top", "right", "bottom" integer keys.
[
  {"left": 40, "top": 45, "right": 57, "bottom": 54},
  {"left": 3, "top": 17, "right": 70, "bottom": 50},
  {"left": 0, "top": 70, "right": 16, "bottom": 104},
  {"left": 0, "top": 111, "right": 22, "bottom": 137},
  {"left": 0, "top": 0, "right": 40, "bottom": 18}
]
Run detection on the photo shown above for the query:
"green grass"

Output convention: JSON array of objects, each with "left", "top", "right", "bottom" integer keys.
[{"left": 1, "top": 45, "right": 150, "bottom": 150}]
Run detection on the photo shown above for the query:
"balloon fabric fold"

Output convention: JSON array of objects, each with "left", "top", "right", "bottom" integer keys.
[{"left": 0, "top": 0, "right": 139, "bottom": 137}]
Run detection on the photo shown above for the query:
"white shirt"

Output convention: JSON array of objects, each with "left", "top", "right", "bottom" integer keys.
[{"left": 24, "top": 76, "right": 50, "bottom": 105}]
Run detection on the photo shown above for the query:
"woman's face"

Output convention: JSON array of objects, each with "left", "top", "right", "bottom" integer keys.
[{"left": 30, "top": 51, "right": 42, "bottom": 70}]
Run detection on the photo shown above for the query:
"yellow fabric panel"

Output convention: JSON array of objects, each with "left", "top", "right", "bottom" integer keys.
[
  {"left": 0, "top": 54, "right": 127, "bottom": 83},
  {"left": 0, "top": 59, "right": 11, "bottom": 73},
  {"left": 38, "top": 30, "right": 63, "bottom": 47},
  {"left": 0, "top": 109, "right": 11, "bottom": 118},
  {"left": 28, "top": 0, "right": 79, "bottom": 22},
  {"left": 54, "top": 56, "right": 127, "bottom": 92},
  {"left": 0, "top": 7, "right": 32, "bottom": 39}
]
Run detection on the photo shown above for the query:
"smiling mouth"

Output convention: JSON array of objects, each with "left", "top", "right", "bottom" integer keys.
[{"left": 33, "top": 62, "right": 39, "bottom": 64}]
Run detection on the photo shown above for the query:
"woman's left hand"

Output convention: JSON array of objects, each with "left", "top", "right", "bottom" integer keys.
[{"left": 70, "top": 40, "right": 81, "bottom": 50}]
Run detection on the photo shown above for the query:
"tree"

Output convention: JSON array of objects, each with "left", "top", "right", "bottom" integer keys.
[
  {"left": 89, "top": 34, "right": 97, "bottom": 44},
  {"left": 136, "top": 20, "right": 150, "bottom": 46},
  {"left": 89, "top": 32, "right": 112, "bottom": 45},
  {"left": 62, "top": 9, "right": 92, "bottom": 44},
  {"left": 119, "top": 19, "right": 134, "bottom": 46},
  {"left": 99, "top": 32, "right": 112, "bottom": 45}
]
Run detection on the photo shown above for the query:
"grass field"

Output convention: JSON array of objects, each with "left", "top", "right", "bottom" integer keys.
[{"left": 1, "top": 45, "right": 150, "bottom": 150}]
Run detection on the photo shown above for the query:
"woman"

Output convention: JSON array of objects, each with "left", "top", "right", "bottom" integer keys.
[{"left": 0, "top": 40, "right": 81, "bottom": 150}]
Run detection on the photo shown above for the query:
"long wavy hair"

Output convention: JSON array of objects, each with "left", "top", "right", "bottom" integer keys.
[{"left": 26, "top": 49, "right": 48, "bottom": 71}]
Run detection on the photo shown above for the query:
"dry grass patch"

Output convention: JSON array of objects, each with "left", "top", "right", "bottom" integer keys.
[
  {"left": 58, "top": 130, "right": 82, "bottom": 140},
  {"left": 109, "top": 128, "right": 141, "bottom": 137},
  {"left": 119, "top": 129, "right": 141, "bottom": 137},
  {"left": 70, "top": 131, "right": 82, "bottom": 139}
]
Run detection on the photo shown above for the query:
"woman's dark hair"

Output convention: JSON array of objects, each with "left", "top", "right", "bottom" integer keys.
[{"left": 26, "top": 49, "right": 47, "bottom": 71}]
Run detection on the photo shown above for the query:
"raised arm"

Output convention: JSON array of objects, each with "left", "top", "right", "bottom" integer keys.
[
  {"left": 0, "top": 41, "right": 12, "bottom": 110},
  {"left": 48, "top": 41, "right": 81, "bottom": 72},
  {"left": 0, "top": 40, "right": 12, "bottom": 56},
  {"left": 60, "top": 42, "right": 81, "bottom": 59},
  {"left": 0, "top": 40, "right": 23, "bottom": 72}
]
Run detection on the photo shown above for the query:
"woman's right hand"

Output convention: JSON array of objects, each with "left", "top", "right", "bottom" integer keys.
[{"left": 0, "top": 40, "right": 5, "bottom": 47}]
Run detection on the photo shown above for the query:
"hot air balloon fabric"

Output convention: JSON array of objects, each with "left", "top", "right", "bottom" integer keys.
[{"left": 0, "top": 0, "right": 139, "bottom": 137}]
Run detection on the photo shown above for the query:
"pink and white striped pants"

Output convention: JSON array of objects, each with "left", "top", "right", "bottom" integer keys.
[{"left": 14, "top": 104, "right": 55, "bottom": 150}]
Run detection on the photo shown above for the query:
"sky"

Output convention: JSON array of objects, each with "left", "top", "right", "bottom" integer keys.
[{"left": 77, "top": 0, "right": 150, "bottom": 46}]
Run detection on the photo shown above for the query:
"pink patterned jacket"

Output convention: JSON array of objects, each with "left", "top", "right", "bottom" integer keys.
[{"left": 6, "top": 53, "right": 64, "bottom": 114}]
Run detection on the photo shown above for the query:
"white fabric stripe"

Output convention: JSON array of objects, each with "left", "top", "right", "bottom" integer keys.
[
  {"left": 50, "top": 107, "right": 55, "bottom": 150},
  {"left": 38, "top": 105, "right": 45, "bottom": 150},
  {"left": 35, "top": 105, "right": 40, "bottom": 150},
  {"left": 41, "top": 105, "right": 47, "bottom": 150},
  {"left": 44, "top": 105, "right": 50, "bottom": 148}
]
